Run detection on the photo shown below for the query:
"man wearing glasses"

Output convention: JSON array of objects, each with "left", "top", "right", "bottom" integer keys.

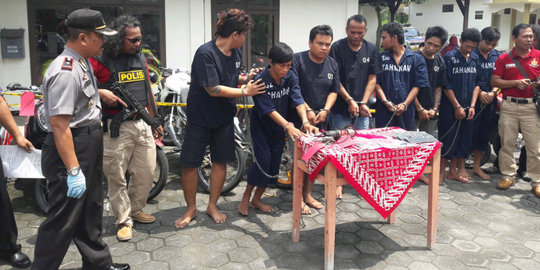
[{"left": 90, "top": 15, "right": 163, "bottom": 242}]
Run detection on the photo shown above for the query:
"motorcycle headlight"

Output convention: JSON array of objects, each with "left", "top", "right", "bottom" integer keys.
[{"left": 35, "top": 102, "right": 49, "bottom": 132}]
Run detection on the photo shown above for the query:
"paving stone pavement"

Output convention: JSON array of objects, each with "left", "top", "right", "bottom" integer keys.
[{"left": 2, "top": 146, "right": 540, "bottom": 269}]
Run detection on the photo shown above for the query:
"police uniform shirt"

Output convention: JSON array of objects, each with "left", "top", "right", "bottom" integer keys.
[
  {"left": 472, "top": 47, "right": 501, "bottom": 92},
  {"left": 330, "top": 38, "right": 380, "bottom": 115},
  {"left": 42, "top": 47, "right": 101, "bottom": 129},
  {"left": 442, "top": 47, "right": 481, "bottom": 111},
  {"left": 187, "top": 40, "right": 241, "bottom": 127},
  {"left": 251, "top": 68, "right": 305, "bottom": 134},
  {"left": 292, "top": 51, "right": 340, "bottom": 110},
  {"left": 376, "top": 48, "right": 429, "bottom": 108},
  {"left": 416, "top": 51, "right": 447, "bottom": 110}
]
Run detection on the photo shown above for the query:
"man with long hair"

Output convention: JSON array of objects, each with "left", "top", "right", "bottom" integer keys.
[
  {"left": 175, "top": 9, "right": 265, "bottom": 229},
  {"left": 90, "top": 15, "right": 164, "bottom": 242}
]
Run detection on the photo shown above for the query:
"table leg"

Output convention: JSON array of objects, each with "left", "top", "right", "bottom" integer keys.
[
  {"left": 292, "top": 140, "right": 304, "bottom": 243},
  {"left": 387, "top": 211, "right": 396, "bottom": 224},
  {"left": 324, "top": 162, "right": 337, "bottom": 270},
  {"left": 427, "top": 148, "right": 441, "bottom": 249}
]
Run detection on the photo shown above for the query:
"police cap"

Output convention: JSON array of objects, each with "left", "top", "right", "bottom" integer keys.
[{"left": 66, "top": 9, "right": 117, "bottom": 36}]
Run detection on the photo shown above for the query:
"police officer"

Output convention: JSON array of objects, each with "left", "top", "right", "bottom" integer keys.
[
  {"left": 89, "top": 15, "right": 163, "bottom": 242},
  {"left": 32, "top": 9, "right": 129, "bottom": 270},
  {"left": 0, "top": 95, "right": 33, "bottom": 268}
]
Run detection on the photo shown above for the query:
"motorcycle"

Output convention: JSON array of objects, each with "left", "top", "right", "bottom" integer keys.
[{"left": 4, "top": 82, "right": 169, "bottom": 213}]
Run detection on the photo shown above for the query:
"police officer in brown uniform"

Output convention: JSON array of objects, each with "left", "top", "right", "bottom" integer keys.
[{"left": 32, "top": 9, "right": 129, "bottom": 270}]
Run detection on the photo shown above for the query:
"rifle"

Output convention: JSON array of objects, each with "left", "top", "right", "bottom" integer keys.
[{"left": 109, "top": 81, "right": 163, "bottom": 138}]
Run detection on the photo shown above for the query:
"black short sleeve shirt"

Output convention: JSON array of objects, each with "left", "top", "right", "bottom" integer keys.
[
  {"left": 292, "top": 51, "right": 340, "bottom": 110},
  {"left": 187, "top": 40, "right": 242, "bottom": 127},
  {"left": 416, "top": 51, "right": 447, "bottom": 110},
  {"left": 330, "top": 38, "right": 380, "bottom": 115}
]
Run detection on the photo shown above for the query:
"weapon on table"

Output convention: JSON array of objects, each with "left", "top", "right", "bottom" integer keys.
[
  {"left": 313, "top": 128, "right": 356, "bottom": 142},
  {"left": 109, "top": 81, "right": 163, "bottom": 138}
]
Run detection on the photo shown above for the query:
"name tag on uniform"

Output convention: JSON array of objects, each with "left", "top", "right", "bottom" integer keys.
[
  {"left": 118, "top": 70, "right": 145, "bottom": 83},
  {"left": 505, "top": 63, "right": 516, "bottom": 69}
]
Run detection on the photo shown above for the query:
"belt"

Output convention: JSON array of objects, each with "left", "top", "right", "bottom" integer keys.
[
  {"left": 503, "top": 96, "right": 534, "bottom": 104},
  {"left": 70, "top": 123, "right": 102, "bottom": 136},
  {"left": 124, "top": 113, "right": 142, "bottom": 121}
]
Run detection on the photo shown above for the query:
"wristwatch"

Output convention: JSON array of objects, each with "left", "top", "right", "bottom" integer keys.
[{"left": 67, "top": 166, "right": 81, "bottom": 176}]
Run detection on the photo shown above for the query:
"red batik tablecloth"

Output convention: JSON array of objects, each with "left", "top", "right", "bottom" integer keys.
[{"left": 298, "top": 127, "right": 441, "bottom": 219}]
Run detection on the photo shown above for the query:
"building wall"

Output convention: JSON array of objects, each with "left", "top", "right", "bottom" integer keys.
[
  {"left": 0, "top": 0, "right": 31, "bottom": 95},
  {"left": 279, "top": 0, "right": 357, "bottom": 53},
  {"left": 408, "top": 0, "right": 539, "bottom": 51},
  {"left": 164, "top": 0, "right": 212, "bottom": 69},
  {"left": 358, "top": 4, "right": 379, "bottom": 44}
]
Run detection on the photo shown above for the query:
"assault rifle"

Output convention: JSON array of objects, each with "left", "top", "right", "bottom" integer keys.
[{"left": 109, "top": 81, "right": 163, "bottom": 138}]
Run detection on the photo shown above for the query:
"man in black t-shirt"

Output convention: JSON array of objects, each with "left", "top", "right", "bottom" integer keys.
[
  {"left": 292, "top": 25, "right": 340, "bottom": 214},
  {"left": 175, "top": 9, "right": 265, "bottom": 229},
  {"left": 330, "top": 14, "right": 379, "bottom": 131},
  {"left": 414, "top": 26, "right": 448, "bottom": 184}
]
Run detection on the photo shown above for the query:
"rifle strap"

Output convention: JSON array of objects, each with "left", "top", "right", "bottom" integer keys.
[
  {"left": 508, "top": 51, "right": 540, "bottom": 97},
  {"left": 137, "top": 53, "right": 159, "bottom": 118}
]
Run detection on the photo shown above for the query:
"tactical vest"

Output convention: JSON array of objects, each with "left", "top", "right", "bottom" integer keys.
[{"left": 97, "top": 52, "right": 149, "bottom": 111}]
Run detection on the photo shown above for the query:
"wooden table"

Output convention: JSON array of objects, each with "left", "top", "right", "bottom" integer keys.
[{"left": 291, "top": 139, "right": 441, "bottom": 270}]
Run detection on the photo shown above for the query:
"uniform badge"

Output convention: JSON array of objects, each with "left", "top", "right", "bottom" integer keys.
[
  {"left": 88, "top": 99, "right": 94, "bottom": 108},
  {"left": 530, "top": 59, "right": 539, "bottom": 68},
  {"left": 327, "top": 73, "right": 333, "bottom": 80},
  {"left": 61, "top": 57, "right": 73, "bottom": 70},
  {"left": 79, "top": 59, "right": 88, "bottom": 72},
  {"left": 82, "top": 73, "right": 88, "bottom": 80}
]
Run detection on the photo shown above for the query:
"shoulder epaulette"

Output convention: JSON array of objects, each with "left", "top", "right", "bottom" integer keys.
[{"left": 61, "top": 57, "right": 74, "bottom": 70}]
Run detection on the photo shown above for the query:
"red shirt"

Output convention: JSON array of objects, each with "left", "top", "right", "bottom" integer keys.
[{"left": 493, "top": 47, "right": 540, "bottom": 98}]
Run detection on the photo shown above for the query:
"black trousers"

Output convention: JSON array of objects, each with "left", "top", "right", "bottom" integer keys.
[
  {"left": 0, "top": 157, "right": 18, "bottom": 254},
  {"left": 32, "top": 127, "right": 112, "bottom": 270}
]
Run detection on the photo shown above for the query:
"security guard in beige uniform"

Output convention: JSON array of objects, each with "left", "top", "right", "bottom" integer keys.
[{"left": 32, "top": 9, "right": 129, "bottom": 270}]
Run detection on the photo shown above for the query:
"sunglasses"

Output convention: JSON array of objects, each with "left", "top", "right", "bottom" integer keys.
[{"left": 125, "top": 36, "right": 142, "bottom": 43}]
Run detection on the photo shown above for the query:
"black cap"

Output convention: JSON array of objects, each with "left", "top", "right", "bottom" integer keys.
[{"left": 66, "top": 9, "right": 117, "bottom": 36}]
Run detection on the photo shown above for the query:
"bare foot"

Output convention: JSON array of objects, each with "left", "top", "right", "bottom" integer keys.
[
  {"left": 447, "top": 172, "right": 470, "bottom": 183},
  {"left": 418, "top": 175, "right": 429, "bottom": 185},
  {"left": 473, "top": 169, "right": 490, "bottom": 180},
  {"left": 174, "top": 208, "right": 198, "bottom": 229},
  {"left": 301, "top": 201, "right": 311, "bottom": 215},
  {"left": 206, "top": 205, "right": 227, "bottom": 224},
  {"left": 250, "top": 200, "right": 274, "bottom": 213},
  {"left": 336, "top": 185, "right": 343, "bottom": 199},
  {"left": 305, "top": 197, "right": 323, "bottom": 209},
  {"left": 459, "top": 171, "right": 472, "bottom": 180},
  {"left": 237, "top": 198, "right": 250, "bottom": 216}
]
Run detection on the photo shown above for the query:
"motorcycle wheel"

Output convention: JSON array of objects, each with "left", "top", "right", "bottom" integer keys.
[
  {"left": 34, "top": 178, "right": 49, "bottom": 213},
  {"left": 147, "top": 147, "right": 169, "bottom": 200},
  {"left": 125, "top": 147, "right": 169, "bottom": 201},
  {"left": 35, "top": 148, "right": 169, "bottom": 213},
  {"left": 197, "top": 146, "right": 245, "bottom": 194}
]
